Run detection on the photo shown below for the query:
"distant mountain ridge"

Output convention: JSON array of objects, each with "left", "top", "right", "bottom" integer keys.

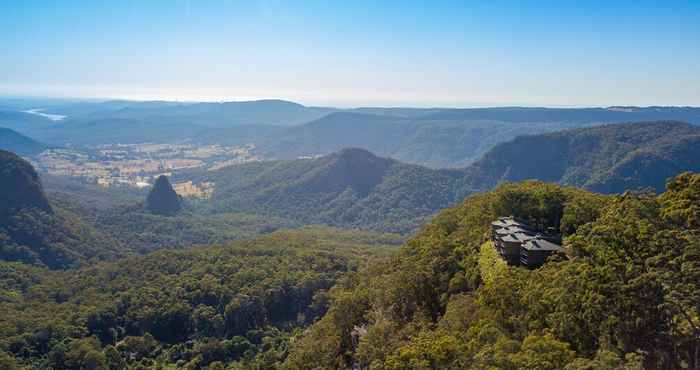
[
  {"left": 0, "top": 127, "right": 48, "bottom": 156},
  {"left": 0, "top": 110, "right": 56, "bottom": 133},
  {"left": 3, "top": 98, "right": 698, "bottom": 168},
  {"left": 260, "top": 107, "right": 700, "bottom": 167},
  {"left": 261, "top": 111, "right": 570, "bottom": 167},
  {"left": 2, "top": 99, "right": 334, "bottom": 146},
  {"left": 44, "top": 99, "right": 336, "bottom": 127},
  {"left": 417, "top": 106, "right": 700, "bottom": 123},
  {"left": 462, "top": 120, "right": 700, "bottom": 193},
  {"left": 182, "top": 120, "right": 700, "bottom": 233}
]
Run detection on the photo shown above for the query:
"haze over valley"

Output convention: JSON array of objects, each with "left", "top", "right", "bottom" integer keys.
[{"left": 1, "top": 1, "right": 699, "bottom": 369}]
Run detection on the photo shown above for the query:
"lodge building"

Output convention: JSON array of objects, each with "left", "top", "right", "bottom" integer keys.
[{"left": 490, "top": 216, "right": 565, "bottom": 268}]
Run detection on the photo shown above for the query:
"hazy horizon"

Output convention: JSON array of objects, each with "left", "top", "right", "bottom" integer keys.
[
  {"left": 4, "top": 94, "right": 700, "bottom": 110},
  {"left": 2, "top": 1, "right": 699, "bottom": 107}
]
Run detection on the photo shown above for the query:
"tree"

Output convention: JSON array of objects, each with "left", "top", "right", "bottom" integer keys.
[
  {"left": 509, "top": 333, "right": 576, "bottom": 370},
  {"left": 0, "top": 351, "right": 18, "bottom": 370},
  {"left": 64, "top": 337, "right": 108, "bottom": 370}
]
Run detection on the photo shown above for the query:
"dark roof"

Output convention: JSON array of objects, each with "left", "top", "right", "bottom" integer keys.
[
  {"left": 495, "top": 228, "right": 514, "bottom": 235},
  {"left": 497, "top": 215, "right": 529, "bottom": 224},
  {"left": 493, "top": 219, "right": 533, "bottom": 236},
  {"left": 496, "top": 226, "right": 535, "bottom": 236},
  {"left": 522, "top": 238, "right": 565, "bottom": 252},
  {"left": 513, "top": 232, "right": 536, "bottom": 241},
  {"left": 500, "top": 234, "right": 520, "bottom": 243}
]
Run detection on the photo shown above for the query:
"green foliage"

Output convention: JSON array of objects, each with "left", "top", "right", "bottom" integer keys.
[
  {"left": 0, "top": 227, "right": 397, "bottom": 368},
  {"left": 660, "top": 171, "right": 700, "bottom": 229},
  {"left": 0, "top": 206, "right": 127, "bottom": 269},
  {"left": 478, "top": 241, "right": 507, "bottom": 286},
  {"left": 264, "top": 108, "right": 700, "bottom": 168},
  {"left": 284, "top": 175, "right": 700, "bottom": 369},
  {"left": 0, "top": 149, "right": 52, "bottom": 217},
  {"left": 182, "top": 121, "right": 700, "bottom": 235},
  {"left": 91, "top": 208, "right": 299, "bottom": 254},
  {"left": 187, "top": 148, "right": 472, "bottom": 234},
  {"left": 0, "top": 153, "right": 130, "bottom": 268},
  {"left": 463, "top": 121, "right": 700, "bottom": 194}
]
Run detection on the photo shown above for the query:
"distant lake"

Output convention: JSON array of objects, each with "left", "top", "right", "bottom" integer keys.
[{"left": 23, "top": 108, "right": 66, "bottom": 121}]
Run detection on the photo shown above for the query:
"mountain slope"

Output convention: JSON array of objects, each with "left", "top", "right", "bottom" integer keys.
[
  {"left": 44, "top": 99, "right": 335, "bottom": 127},
  {"left": 0, "top": 227, "right": 398, "bottom": 369},
  {"left": 185, "top": 148, "right": 470, "bottom": 233},
  {"left": 0, "top": 128, "right": 48, "bottom": 156},
  {"left": 262, "top": 112, "right": 575, "bottom": 167},
  {"left": 0, "top": 150, "right": 126, "bottom": 268},
  {"left": 418, "top": 106, "right": 700, "bottom": 124},
  {"left": 0, "top": 110, "right": 55, "bottom": 134},
  {"left": 263, "top": 112, "right": 413, "bottom": 160},
  {"left": 22, "top": 100, "right": 335, "bottom": 145},
  {"left": 33, "top": 117, "right": 207, "bottom": 145},
  {"left": 462, "top": 121, "right": 700, "bottom": 193},
  {"left": 186, "top": 121, "right": 700, "bottom": 233},
  {"left": 260, "top": 106, "right": 700, "bottom": 168},
  {"left": 284, "top": 176, "right": 700, "bottom": 369},
  {"left": 0, "top": 150, "right": 52, "bottom": 216}
]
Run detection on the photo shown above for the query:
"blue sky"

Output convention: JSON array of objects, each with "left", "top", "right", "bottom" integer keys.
[{"left": 1, "top": 0, "right": 699, "bottom": 107}]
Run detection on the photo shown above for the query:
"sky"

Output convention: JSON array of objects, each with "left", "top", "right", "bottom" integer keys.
[{"left": 1, "top": 0, "right": 699, "bottom": 107}]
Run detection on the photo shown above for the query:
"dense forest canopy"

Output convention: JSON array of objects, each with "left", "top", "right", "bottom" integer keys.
[
  {"left": 1, "top": 0, "right": 700, "bottom": 367},
  {"left": 0, "top": 151, "right": 128, "bottom": 269},
  {"left": 0, "top": 227, "right": 398, "bottom": 369},
  {"left": 175, "top": 121, "right": 700, "bottom": 235},
  {"left": 0, "top": 156, "right": 307, "bottom": 268},
  {"left": 3, "top": 171, "right": 697, "bottom": 369},
  {"left": 0, "top": 150, "right": 52, "bottom": 217},
  {"left": 184, "top": 148, "right": 471, "bottom": 234},
  {"left": 282, "top": 174, "right": 700, "bottom": 370},
  {"left": 0, "top": 113, "right": 699, "bottom": 369},
  {"left": 463, "top": 121, "right": 700, "bottom": 193}
]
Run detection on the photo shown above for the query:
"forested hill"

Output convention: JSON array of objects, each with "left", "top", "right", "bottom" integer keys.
[
  {"left": 0, "top": 227, "right": 398, "bottom": 369},
  {"left": 187, "top": 148, "right": 471, "bottom": 233},
  {"left": 0, "top": 150, "right": 52, "bottom": 216},
  {"left": 283, "top": 174, "right": 700, "bottom": 369},
  {"left": 260, "top": 107, "right": 700, "bottom": 168},
  {"left": 261, "top": 111, "right": 586, "bottom": 168},
  {"left": 418, "top": 105, "right": 700, "bottom": 123},
  {"left": 0, "top": 128, "right": 48, "bottom": 156},
  {"left": 184, "top": 121, "right": 700, "bottom": 234},
  {"left": 462, "top": 120, "right": 700, "bottom": 193},
  {"left": 6, "top": 99, "right": 698, "bottom": 168},
  {"left": 0, "top": 150, "right": 126, "bottom": 268},
  {"left": 1, "top": 100, "right": 333, "bottom": 146},
  {"left": 42, "top": 99, "right": 335, "bottom": 127}
]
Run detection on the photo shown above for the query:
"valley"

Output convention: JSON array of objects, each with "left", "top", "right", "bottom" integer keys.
[
  {"left": 1, "top": 99, "right": 700, "bottom": 369},
  {"left": 30, "top": 142, "right": 260, "bottom": 192},
  {"left": 2, "top": 3, "right": 699, "bottom": 368}
]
